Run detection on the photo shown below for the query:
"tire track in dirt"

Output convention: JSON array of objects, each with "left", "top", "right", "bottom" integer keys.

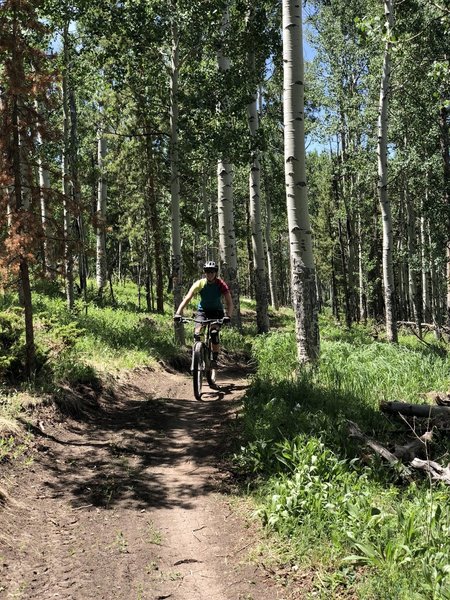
[{"left": 0, "top": 367, "right": 292, "bottom": 600}]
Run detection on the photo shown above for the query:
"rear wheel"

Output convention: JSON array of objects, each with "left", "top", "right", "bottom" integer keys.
[{"left": 192, "top": 342, "right": 204, "bottom": 400}]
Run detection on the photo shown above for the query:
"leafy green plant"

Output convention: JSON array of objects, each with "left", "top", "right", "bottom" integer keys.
[{"left": 237, "top": 323, "right": 450, "bottom": 599}]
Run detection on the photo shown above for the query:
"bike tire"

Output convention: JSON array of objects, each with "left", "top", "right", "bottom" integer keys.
[
  {"left": 192, "top": 342, "right": 203, "bottom": 400},
  {"left": 206, "top": 367, "right": 217, "bottom": 388},
  {"left": 206, "top": 345, "right": 217, "bottom": 388}
]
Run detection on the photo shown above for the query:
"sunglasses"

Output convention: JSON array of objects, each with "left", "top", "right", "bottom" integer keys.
[{"left": 204, "top": 269, "right": 216, "bottom": 274}]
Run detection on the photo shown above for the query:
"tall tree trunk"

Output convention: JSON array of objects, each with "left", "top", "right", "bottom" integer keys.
[
  {"left": 377, "top": 0, "right": 397, "bottom": 342},
  {"left": 62, "top": 27, "right": 74, "bottom": 310},
  {"left": 439, "top": 104, "right": 450, "bottom": 326},
  {"left": 429, "top": 225, "right": 442, "bottom": 338},
  {"left": 96, "top": 130, "right": 107, "bottom": 295},
  {"left": 170, "top": 5, "right": 184, "bottom": 343},
  {"left": 358, "top": 211, "right": 367, "bottom": 323},
  {"left": 262, "top": 157, "right": 279, "bottom": 310},
  {"left": 201, "top": 170, "right": 215, "bottom": 261},
  {"left": 12, "top": 94, "right": 35, "bottom": 378},
  {"left": 35, "top": 104, "right": 53, "bottom": 278},
  {"left": 247, "top": 71, "right": 269, "bottom": 333},
  {"left": 405, "top": 172, "right": 422, "bottom": 336},
  {"left": 217, "top": 6, "right": 241, "bottom": 328},
  {"left": 421, "top": 209, "right": 432, "bottom": 323},
  {"left": 259, "top": 90, "right": 279, "bottom": 309},
  {"left": 245, "top": 198, "right": 254, "bottom": 298},
  {"left": 145, "top": 131, "right": 164, "bottom": 313},
  {"left": 69, "top": 86, "right": 87, "bottom": 295},
  {"left": 282, "top": 0, "right": 319, "bottom": 363},
  {"left": 332, "top": 163, "right": 351, "bottom": 328}
]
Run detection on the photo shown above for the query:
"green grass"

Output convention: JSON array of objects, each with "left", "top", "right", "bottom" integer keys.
[
  {"left": 235, "top": 314, "right": 450, "bottom": 599},
  {"left": 2, "top": 285, "right": 450, "bottom": 598}
]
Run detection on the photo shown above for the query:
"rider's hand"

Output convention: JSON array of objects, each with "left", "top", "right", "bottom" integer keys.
[
  {"left": 174, "top": 314, "right": 182, "bottom": 323},
  {"left": 223, "top": 316, "right": 231, "bottom": 325}
]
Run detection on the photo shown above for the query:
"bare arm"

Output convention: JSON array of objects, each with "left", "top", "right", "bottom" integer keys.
[
  {"left": 223, "top": 291, "right": 233, "bottom": 318},
  {"left": 175, "top": 283, "right": 197, "bottom": 315}
]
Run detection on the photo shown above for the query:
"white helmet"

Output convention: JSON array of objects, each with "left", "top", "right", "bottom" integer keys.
[{"left": 203, "top": 261, "right": 218, "bottom": 272}]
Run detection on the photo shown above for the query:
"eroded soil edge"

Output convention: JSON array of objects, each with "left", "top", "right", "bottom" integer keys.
[{"left": 0, "top": 367, "right": 291, "bottom": 600}]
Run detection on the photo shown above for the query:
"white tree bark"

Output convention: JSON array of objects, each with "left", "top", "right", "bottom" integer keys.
[
  {"left": 36, "top": 122, "right": 51, "bottom": 276},
  {"left": 96, "top": 130, "right": 107, "bottom": 293},
  {"left": 377, "top": 0, "right": 397, "bottom": 342},
  {"left": 358, "top": 210, "right": 367, "bottom": 322},
  {"left": 282, "top": 0, "right": 319, "bottom": 363},
  {"left": 170, "top": 6, "right": 184, "bottom": 344},
  {"left": 405, "top": 172, "right": 421, "bottom": 335},
  {"left": 217, "top": 6, "right": 241, "bottom": 328},
  {"left": 259, "top": 87, "right": 279, "bottom": 310},
  {"left": 247, "top": 66, "right": 269, "bottom": 333},
  {"left": 421, "top": 193, "right": 431, "bottom": 322},
  {"left": 62, "top": 26, "right": 74, "bottom": 310}
]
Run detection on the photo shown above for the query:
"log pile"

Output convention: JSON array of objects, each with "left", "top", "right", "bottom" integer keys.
[{"left": 347, "top": 396, "right": 450, "bottom": 484}]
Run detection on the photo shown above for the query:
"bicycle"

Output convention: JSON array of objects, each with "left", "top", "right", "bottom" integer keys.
[{"left": 178, "top": 317, "right": 227, "bottom": 400}]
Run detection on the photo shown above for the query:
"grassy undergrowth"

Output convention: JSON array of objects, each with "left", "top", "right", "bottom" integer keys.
[
  {"left": 235, "top": 315, "right": 450, "bottom": 599},
  {"left": 2, "top": 285, "right": 450, "bottom": 597},
  {"left": 0, "top": 280, "right": 250, "bottom": 440}
]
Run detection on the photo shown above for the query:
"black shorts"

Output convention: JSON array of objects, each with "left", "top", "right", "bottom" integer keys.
[{"left": 194, "top": 308, "right": 224, "bottom": 324}]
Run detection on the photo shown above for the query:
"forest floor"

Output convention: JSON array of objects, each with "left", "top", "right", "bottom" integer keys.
[{"left": 0, "top": 364, "right": 302, "bottom": 600}]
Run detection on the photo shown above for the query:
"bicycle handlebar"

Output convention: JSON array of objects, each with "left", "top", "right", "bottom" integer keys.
[{"left": 174, "top": 316, "right": 229, "bottom": 325}]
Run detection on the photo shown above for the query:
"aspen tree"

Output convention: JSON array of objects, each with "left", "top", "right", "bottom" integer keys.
[
  {"left": 96, "top": 129, "right": 107, "bottom": 295},
  {"left": 169, "top": 1, "right": 184, "bottom": 344},
  {"left": 247, "top": 17, "right": 269, "bottom": 333},
  {"left": 217, "top": 6, "right": 241, "bottom": 328},
  {"left": 377, "top": 0, "right": 397, "bottom": 342},
  {"left": 282, "top": 0, "right": 319, "bottom": 363}
]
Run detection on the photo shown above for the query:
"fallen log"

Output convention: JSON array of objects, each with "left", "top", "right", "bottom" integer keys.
[
  {"left": 380, "top": 401, "right": 450, "bottom": 419},
  {"left": 397, "top": 321, "right": 450, "bottom": 335},
  {"left": 410, "top": 458, "right": 450, "bottom": 485},
  {"left": 347, "top": 420, "right": 412, "bottom": 478}
]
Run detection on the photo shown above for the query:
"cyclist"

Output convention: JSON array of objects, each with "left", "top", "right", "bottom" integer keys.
[{"left": 174, "top": 261, "right": 233, "bottom": 367}]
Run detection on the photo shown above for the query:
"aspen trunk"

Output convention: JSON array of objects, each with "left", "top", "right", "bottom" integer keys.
[
  {"left": 358, "top": 211, "right": 367, "bottom": 323},
  {"left": 282, "top": 0, "right": 319, "bottom": 363},
  {"left": 96, "top": 131, "right": 107, "bottom": 295},
  {"left": 258, "top": 89, "right": 278, "bottom": 310},
  {"left": 62, "top": 31, "right": 74, "bottom": 310},
  {"left": 440, "top": 104, "right": 450, "bottom": 326},
  {"left": 421, "top": 211, "right": 432, "bottom": 323},
  {"left": 377, "top": 0, "right": 397, "bottom": 342},
  {"left": 217, "top": 6, "right": 241, "bottom": 328},
  {"left": 35, "top": 105, "right": 53, "bottom": 278},
  {"left": 170, "top": 7, "right": 184, "bottom": 343},
  {"left": 405, "top": 173, "right": 422, "bottom": 336},
  {"left": 69, "top": 86, "right": 87, "bottom": 295},
  {"left": 247, "top": 79, "right": 269, "bottom": 332},
  {"left": 145, "top": 132, "right": 164, "bottom": 313}
]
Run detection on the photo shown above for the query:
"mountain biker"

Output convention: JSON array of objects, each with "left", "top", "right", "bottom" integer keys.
[{"left": 174, "top": 261, "right": 233, "bottom": 367}]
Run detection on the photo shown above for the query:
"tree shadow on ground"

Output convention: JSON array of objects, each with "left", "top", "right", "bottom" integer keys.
[{"left": 22, "top": 378, "right": 244, "bottom": 513}]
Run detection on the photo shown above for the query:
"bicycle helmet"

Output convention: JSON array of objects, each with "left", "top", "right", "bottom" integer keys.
[{"left": 203, "top": 261, "right": 218, "bottom": 272}]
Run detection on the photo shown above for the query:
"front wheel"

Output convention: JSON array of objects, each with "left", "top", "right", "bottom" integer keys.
[
  {"left": 206, "top": 344, "right": 217, "bottom": 389},
  {"left": 192, "top": 342, "right": 204, "bottom": 400}
]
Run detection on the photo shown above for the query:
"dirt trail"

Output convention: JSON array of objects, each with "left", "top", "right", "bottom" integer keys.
[{"left": 0, "top": 367, "right": 292, "bottom": 600}]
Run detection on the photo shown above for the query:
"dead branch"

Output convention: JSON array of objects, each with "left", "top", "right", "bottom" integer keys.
[
  {"left": 397, "top": 321, "right": 450, "bottom": 334},
  {"left": 410, "top": 458, "right": 450, "bottom": 485},
  {"left": 347, "top": 420, "right": 412, "bottom": 477}
]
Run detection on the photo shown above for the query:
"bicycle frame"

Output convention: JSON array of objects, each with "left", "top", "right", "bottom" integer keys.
[{"left": 179, "top": 317, "right": 225, "bottom": 399}]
